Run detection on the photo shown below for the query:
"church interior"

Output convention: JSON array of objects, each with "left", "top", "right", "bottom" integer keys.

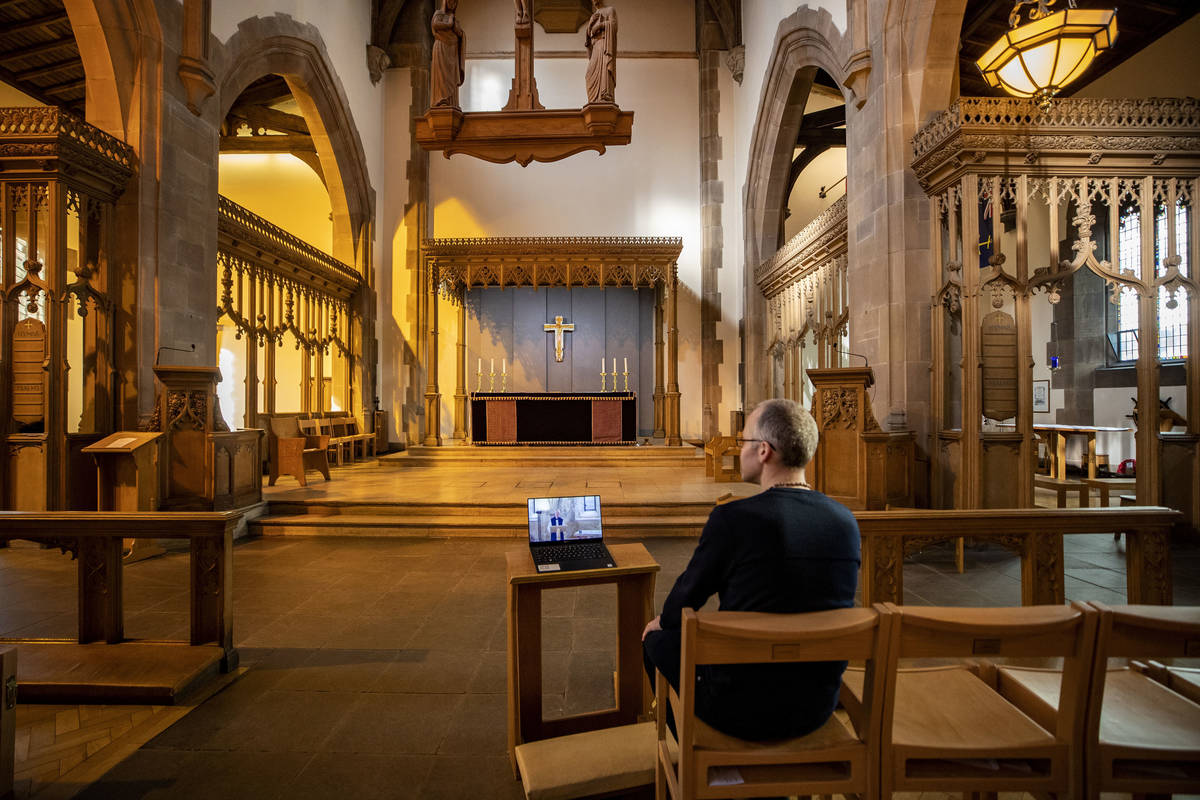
[{"left": 0, "top": 0, "right": 1199, "bottom": 797}]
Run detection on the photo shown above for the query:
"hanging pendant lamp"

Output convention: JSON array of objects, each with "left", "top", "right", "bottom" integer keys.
[{"left": 976, "top": 0, "right": 1117, "bottom": 109}]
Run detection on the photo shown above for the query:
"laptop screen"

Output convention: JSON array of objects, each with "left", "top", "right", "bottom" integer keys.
[{"left": 527, "top": 495, "right": 603, "bottom": 543}]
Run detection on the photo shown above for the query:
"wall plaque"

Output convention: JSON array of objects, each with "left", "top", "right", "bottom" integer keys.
[
  {"left": 12, "top": 318, "right": 46, "bottom": 426},
  {"left": 981, "top": 310, "right": 1018, "bottom": 421}
]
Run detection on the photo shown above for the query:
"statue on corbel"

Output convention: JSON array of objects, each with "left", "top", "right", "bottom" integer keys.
[
  {"left": 585, "top": 0, "right": 618, "bottom": 105},
  {"left": 431, "top": 0, "right": 465, "bottom": 110}
]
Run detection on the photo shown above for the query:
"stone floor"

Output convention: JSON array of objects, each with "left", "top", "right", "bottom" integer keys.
[{"left": 3, "top": 525, "right": 1199, "bottom": 799}]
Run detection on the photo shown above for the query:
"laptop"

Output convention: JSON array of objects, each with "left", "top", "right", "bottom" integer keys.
[{"left": 527, "top": 494, "right": 616, "bottom": 572}]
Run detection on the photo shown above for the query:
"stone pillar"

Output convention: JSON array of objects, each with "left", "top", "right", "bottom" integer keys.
[
  {"left": 666, "top": 265, "right": 681, "bottom": 446},
  {"left": 653, "top": 282, "right": 665, "bottom": 438},
  {"left": 698, "top": 32, "right": 725, "bottom": 441},
  {"left": 424, "top": 260, "right": 441, "bottom": 446},
  {"left": 453, "top": 300, "right": 468, "bottom": 441}
]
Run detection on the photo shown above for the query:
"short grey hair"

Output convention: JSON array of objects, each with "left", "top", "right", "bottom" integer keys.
[{"left": 752, "top": 398, "right": 819, "bottom": 468}]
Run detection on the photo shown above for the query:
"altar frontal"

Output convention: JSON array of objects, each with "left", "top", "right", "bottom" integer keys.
[{"left": 420, "top": 237, "right": 683, "bottom": 446}]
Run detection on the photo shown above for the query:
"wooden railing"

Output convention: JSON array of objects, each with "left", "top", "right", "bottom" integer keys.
[
  {"left": 855, "top": 506, "right": 1181, "bottom": 607},
  {"left": 0, "top": 512, "right": 241, "bottom": 670}
]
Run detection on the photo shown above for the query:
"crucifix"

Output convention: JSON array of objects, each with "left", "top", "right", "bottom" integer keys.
[{"left": 544, "top": 315, "right": 575, "bottom": 362}]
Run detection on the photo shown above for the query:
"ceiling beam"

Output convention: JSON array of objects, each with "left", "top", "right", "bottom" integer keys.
[
  {"left": 233, "top": 76, "right": 292, "bottom": 108},
  {"left": 219, "top": 134, "right": 316, "bottom": 154},
  {"left": 3, "top": 11, "right": 70, "bottom": 37},
  {"left": 229, "top": 103, "right": 310, "bottom": 135},
  {"left": 372, "top": 0, "right": 409, "bottom": 46},
  {"left": 14, "top": 58, "right": 78, "bottom": 82},
  {"left": 43, "top": 78, "right": 84, "bottom": 96},
  {"left": 793, "top": 129, "right": 847, "bottom": 147},
  {"left": 786, "top": 142, "right": 833, "bottom": 200},
  {"left": 800, "top": 105, "right": 846, "bottom": 129},
  {"left": 0, "top": 34, "right": 76, "bottom": 64}
]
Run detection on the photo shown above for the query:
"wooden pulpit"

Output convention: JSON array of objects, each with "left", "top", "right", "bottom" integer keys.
[
  {"left": 152, "top": 366, "right": 263, "bottom": 511},
  {"left": 807, "top": 367, "right": 915, "bottom": 510},
  {"left": 83, "top": 431, "right": 165, "bottom": 561}
]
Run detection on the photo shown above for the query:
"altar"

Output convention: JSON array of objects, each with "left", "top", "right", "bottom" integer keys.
[{"left": 471, "top": 392, "right": 637, "bottom": 445}]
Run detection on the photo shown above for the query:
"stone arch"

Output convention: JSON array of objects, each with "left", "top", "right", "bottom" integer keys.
[
  {"left": 742, "top": 8, "right": 851, "bottom": 404},
  {"left": 213, "top": 16, "right": 375, "bottom": 267},
  {"left": 884, "top": 0, "right": 969, "bottom": 129},
  {"left": 63, "top": 0, "right": 162, "bottom": 141}
]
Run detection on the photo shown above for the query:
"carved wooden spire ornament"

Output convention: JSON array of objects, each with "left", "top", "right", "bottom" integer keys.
[{"left": 416, "top": 0, "right": 633, "bottom": 166}]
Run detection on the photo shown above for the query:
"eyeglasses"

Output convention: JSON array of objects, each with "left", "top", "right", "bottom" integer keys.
[{"left": 735, "top": 437, "right": 774, "bottom": 449}]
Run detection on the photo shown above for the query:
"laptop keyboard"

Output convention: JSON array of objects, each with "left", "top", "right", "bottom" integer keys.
[{"left": 533, "top": 543, "right": 606, "bottom": 563}]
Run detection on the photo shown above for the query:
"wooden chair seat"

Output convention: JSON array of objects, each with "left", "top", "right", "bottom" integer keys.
[
  {"left": 514, "top": 722, "right": 657, "bottom": 800},
  {"left": 996, "top": 665, "right": 1061, "bottom": 733},
  {"left": 268, "top": 416, "right": 331, "bottom": 486},
  {"left": 675, "top": 690, "right": 858, "bottom": 753},
  {"left": 1163, "top": 666, "right": 1200, "bottom": 705},
  {"left": 1097, "top": 669, "right": 1200, "bottom": 753},
  {"left": 892, "top": 665, "right": 1057, "bottom": 753}
]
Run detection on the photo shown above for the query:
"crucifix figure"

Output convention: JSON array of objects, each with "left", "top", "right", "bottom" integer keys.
[{"left": 544, "top": 315, "right": 575, "bottom": 362}]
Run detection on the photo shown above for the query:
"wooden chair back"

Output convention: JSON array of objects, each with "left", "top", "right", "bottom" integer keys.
[
  {"left": 1083, "top": 602, "right": 1200, "bottom": 797},
  {"left": 660, "top": 606, "right": 889, "bottom": 800},
  {"left": 880, "top": 602, "right": 1096, "bottom": 797},
  {"left": 297, "top": 418, "right": 320, "bottom": 437}
]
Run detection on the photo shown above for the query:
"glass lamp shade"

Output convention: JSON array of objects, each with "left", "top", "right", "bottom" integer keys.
[{"left": 977, "top": 8, "right": 1117, "bottom": 107}]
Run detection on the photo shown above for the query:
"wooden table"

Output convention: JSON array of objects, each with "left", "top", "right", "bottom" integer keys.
[
  {"left": 472, "top": 392, "right": 636, "bottom": 444},
  {"left": 506, "top": 542, "right": 659, "bottom": 774},
  {"left": 1035, "top": 424, "right": 1131, "bottom": 480}
]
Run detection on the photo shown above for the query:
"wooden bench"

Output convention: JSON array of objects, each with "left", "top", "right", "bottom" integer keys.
[
  {"left": 1035, "top": 475, "right": 1090, "bottom": 507},
  {"left": 854, "top": 506, "right": 1180, "bottom": 606},
  {"left": 318, "top": 416, "right": 356, "bottom": 465},
  {"left": 0, "top": 511, "right": 240, "bottom": 702},
  {"left": 346, "top": 416, "right": 376, "bottom": 460},
  {"left": 1085, "top": 477, "right": 1136, "bottom": 507},
  {"left": 1, "top": 647, "right": 13, "bottom": 800},
  {"left": 514, "top": 722, "right": 656, "bottom": 800}
]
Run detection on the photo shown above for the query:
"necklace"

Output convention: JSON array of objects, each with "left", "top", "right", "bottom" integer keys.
[{"left": 772, "top": 481, "right": 810, "bottom": 489}]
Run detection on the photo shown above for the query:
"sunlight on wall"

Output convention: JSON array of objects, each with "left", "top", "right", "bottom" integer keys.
[
  {"left": 432, "top": 197, "right": 487, "bottom": 238},
  {"left": 0, "top": 80, "right": 44, "bottom": 106},
  {"left": 218, "top": 153, "right": 334, "bottom": 255},
  {"left": 216, "top": 325, "right": 246, "bottom": 428}
]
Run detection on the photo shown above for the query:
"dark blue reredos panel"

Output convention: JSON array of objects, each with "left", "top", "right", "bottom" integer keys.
[{"left": 466, "top": 286, "right": 655, "bottom": 435}]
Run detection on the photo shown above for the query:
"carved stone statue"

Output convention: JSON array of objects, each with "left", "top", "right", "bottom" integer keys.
[
  {"left": 584, "top": 0, "right": 617, "bottom": 105},
  {"left": 431, "top": 0, "right": 465, "bottom": 109},
  {"left": 515, "top": 0, "right": 530, "bottom": 25}
]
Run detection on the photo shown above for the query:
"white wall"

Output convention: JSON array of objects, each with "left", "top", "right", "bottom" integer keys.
[
  {"left": 427, "top": 50, "right": 705, "bottom": 434},
  {"left": 457, "top": 0, "right": 695, "bottom": 54}
]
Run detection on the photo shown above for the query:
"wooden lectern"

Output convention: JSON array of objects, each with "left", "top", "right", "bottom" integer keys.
[
  {"left": 83, "top": 431, "right": 165, "bottom": 561},
  {"left": 807, "top": 367, "right": 915, "bottom": 510},
  {"left": 152, "top": 366, "right": 263, "bottom": 511}
]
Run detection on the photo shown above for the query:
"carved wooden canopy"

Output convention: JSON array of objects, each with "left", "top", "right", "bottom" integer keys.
[
  {"left": 0, "top": 107, "right": 134, "bottom": 199},
  {"left": 423, "top": 236, "right": 682, "bottom": 299}
]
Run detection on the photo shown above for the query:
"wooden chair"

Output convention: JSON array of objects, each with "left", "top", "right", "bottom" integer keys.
[
  {"left": 656, "top": 606, "right": 890, "bottom": 800},
  {"left": 878, "top": 603, "right": 1096, "bottom": 799},
  {"left": 1082, "top": 603, "right": 1200, "bottom": 798},
  {"left": 703, "top": 434, "right": 741, "bottom": 482},
  {"left": 267, "top": 415, "right": 330, "bottom": 486}
]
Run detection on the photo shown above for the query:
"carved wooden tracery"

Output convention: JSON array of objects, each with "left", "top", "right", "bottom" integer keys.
[
  {"left": 0, "top": 108, "right": 133, "bottom": 510},
  {"left": 420, "top": 236, "right": 683, "bottom": 447},
  {"left": 216, "top": 195, "right": 363, "bottom": 423},
  {"left": 916, "top": 97, "right": 1200, "bottom": 527},
  {"left": 756, "top": 195, "right": 849, "bottom": 405}
]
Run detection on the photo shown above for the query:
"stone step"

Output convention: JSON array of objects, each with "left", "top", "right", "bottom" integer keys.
[
  {"left": 264, "top": 500, "right": 724, "bottom": 518},
  {"left": 380, "top": 445, "right": 706, "bottom": 469},
  {"left": 250, "top": 513, "right": 710, "bottom": 538}
]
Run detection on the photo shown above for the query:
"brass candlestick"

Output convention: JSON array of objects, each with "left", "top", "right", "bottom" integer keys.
[
  {"left": 622, "top": 370, "right": 629, "bottom": 392},
  {"left": 600, "top": 369, "right": 608, "bottom": 393},
  {"left": 489, "top": 370, "right": 496, "bottom": 392},
  {"left": 501, "top": 372, "right": 508, "bottom": 393},
  {"left": 475, "top": 370, "right": 483, "bottom": 392}
]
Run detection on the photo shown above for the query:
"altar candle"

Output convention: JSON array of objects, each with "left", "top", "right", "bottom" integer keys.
[
  {"left": 623, "top": 357, "right": 628, "bottom": 373},
  {"left": 601, "top": 357, "right": 605, "bottom": 372},
  {"left": 502, "top": 357, "right": 506, "bottom": 374},
  {"left": 612, "top": 357, "right": 617, "bottom": 375},
  {"left": 478, "top": 358, "right": 481, "bottom": 373},
  {"left": 491, "top": 358, "right": 494, "bottom": 372}
]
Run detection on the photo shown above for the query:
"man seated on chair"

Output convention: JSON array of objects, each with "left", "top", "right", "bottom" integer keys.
[{"left": 642, "top": 398, "right": 861, "bottom": 741}]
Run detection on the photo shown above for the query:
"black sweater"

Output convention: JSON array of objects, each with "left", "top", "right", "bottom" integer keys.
[{"left": 661, "top": 487, "right": 861, "bottom": 740}]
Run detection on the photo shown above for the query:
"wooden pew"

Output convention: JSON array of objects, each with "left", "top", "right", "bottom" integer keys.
[
  {"left": 1035, "top": 475, "right": 1090, "bottom": 507},
  {"left": 0, "top": 511, "right": 240, "bottom": 672},
  {"left": 854, "top": 506, "right": 1180, "bottom": 606},
  {"left": 1, "top": 647, "right": 13, "bottom": 800},
  {"left": 346, "top": 417, "right": 376, "bottom": 459}
]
